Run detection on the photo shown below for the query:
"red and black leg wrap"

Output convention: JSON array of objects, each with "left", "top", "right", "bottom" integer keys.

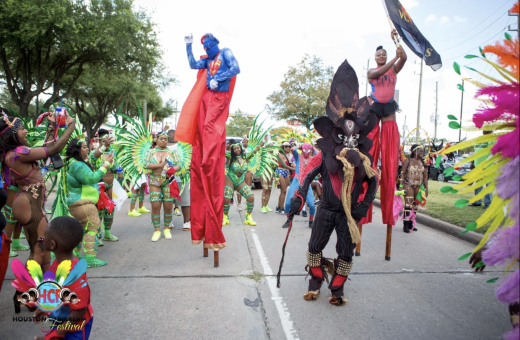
[
  {"left": 328, "top": 257, "right": 353, "bottom": 297},
  {"left": 306, "top": 250, "right": 325, "bottom": 291}
]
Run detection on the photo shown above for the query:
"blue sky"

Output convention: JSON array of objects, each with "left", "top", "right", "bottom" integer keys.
[{"left": 134, "top": 0, "right": 518, "bottom": 142}]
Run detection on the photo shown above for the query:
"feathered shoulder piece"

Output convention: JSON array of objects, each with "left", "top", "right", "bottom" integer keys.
[
  {"left": 111, "top": 102, "right": 153, "bottom": 188},
  {"left": 175, "top": 142, "right": 192, "bottom": 193},
  {"left": 246, "top": 113, "right": 281, "bottom": 181}
]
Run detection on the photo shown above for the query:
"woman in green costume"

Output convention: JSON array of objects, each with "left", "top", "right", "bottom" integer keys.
[
  {"left": 144, "top": 132, "right": 182, "bottom": 242},
  {"left": 223, "top": 140, "right": 264, "bottom": 226},
  {"left": 89, "top": 129, "right": 121, "bottom": 244},
  {"left": 64, "top": 138, "right": 113, "bottom": 267}
]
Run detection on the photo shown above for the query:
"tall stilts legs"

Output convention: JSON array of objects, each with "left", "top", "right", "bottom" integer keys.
[
  {"left": 385, "top": 224, "right": 392, "bottom": 261},
  {"left": 202, "top": 242, "right": 219, "bottom": 267}
]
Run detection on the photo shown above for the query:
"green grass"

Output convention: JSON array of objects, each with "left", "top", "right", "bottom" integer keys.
[
  {"left": 376, "top": 180, "right": 490, "bottom": 234},
  {"left": 239, "top": 271, "right": 266, "bottom": 282}
]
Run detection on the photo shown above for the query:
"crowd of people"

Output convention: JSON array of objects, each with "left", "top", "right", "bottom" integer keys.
[{"left": 1, "top": 23, "right": 516, "bottom": 339}]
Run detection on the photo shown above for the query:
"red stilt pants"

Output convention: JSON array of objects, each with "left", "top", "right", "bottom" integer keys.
[
  {"left": 380, "top": 121, "right": 399, "bottom": 225},
  {"left": 359, "top": 124, "right": 380, "bottom": 225},
  {"left": 190, "top": 90, "right": 229, "bottom": 250}
]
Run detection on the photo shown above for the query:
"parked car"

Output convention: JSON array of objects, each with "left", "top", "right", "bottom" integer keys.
[
  {"left": 226, "top": 136, "right": 262, "bottom": 189},
  {"left": 428, "top": 159, "right": 469, "bottom": 182}
]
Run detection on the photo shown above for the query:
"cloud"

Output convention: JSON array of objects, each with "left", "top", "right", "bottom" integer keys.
[
  {"left": 440, "top": 16, "right": 450, "bottom": 25},
  {"left": 425, "top": 14, "right": 437, "bottom": 23},
  {"left": 401, "top": 0, "right": 419, "bottom": 9},
  {"left": 454, "top": 16, "right": 467, "bottom": 23}
]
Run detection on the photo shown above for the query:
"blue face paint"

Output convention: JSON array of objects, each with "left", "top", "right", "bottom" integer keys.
[{"left": 203, "top": 38, "right": 220, "bottom": 59}]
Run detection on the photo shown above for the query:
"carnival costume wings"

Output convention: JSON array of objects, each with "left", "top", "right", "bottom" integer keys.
[
  {"left": 440, "top": 23, "right": 519, "bottom": 340},
  {"left": 245, "top": 114, "right": 281, "bottom": 182},
  {"left": 113, "top": 103, "right": 192, "bottom": 194}
]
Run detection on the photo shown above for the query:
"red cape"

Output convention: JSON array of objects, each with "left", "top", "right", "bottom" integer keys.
[{"left": 175, "top": 56, "right": 236, "bottom": 145}]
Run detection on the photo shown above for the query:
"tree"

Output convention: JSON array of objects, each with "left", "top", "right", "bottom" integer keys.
[
  {"left": 67, "top": 66, "right": 175, "bottom": 139},
  {"left": 0, "top": 0, "right": 156, "bottom": 117},
  {"left": 267, "top": 54, "right": 333, "bottom": 130},
  {"left": 226, "top": 110, "right": 254, "bottom": 137}
]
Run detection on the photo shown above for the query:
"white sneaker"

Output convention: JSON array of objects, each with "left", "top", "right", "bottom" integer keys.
[
  {"left": 183, "top": 221, "right": 191, "bottom": 231},
  {"left": 170, "top": 220, "right": 175, "bottom": 229},
  {"left": 237, "top": 203, "right": 243, "bottom": 211}
]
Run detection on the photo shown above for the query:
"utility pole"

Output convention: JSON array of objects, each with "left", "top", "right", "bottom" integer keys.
[
  {"left": 363, "top": 58, "right": 370, "bottom": 97},
  {"left": 434, "top": 81, "right": 438, "bottom": 140},
  {"left": 459, "top": 79, "right": 464, "bottom": 142},
  {"left": 508, "top": 8, "right": 519, "bottom": 33},
  {"left": 402, "top": 115, "right": 408, "bottom": 145},
  {"left": 173, "top": 100, "right": 179, "bottom": 129},
  {"left": 415, "top": 59, "right": 424, "bottom": 142}
]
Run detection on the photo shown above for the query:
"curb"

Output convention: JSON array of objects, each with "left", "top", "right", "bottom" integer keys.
[{"left": 373, "top": 199, "right": 483, "bottom": 245}]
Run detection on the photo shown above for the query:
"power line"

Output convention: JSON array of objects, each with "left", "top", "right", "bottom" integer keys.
[
  {"left": 443, "top": 25, "right": 508, "bottom": 62},
  {"left": 432, "top": 0, "right": 515, "bottom": 42},
  {"left": 459, "top": 18, "right": 512, "bottom": 68},
  {"left": 439, "top": 12, "right": 508, "bottom": 51},
  {"left": 479, "top": 63, "right": 492, "bottom": 82}
]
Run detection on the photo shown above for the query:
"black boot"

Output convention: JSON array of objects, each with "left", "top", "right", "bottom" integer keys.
[
  {"left": 304, "top": 265, "right": 325, "bottom": 301},
  {"left": 282, "top": 220, "right": 291, "bottom": 228},
  {"left": 302, "top": 210, "right": 307, "bottom": 217},
  {"left": 403, "top": 220, "right": 410, "bottom": 233},
  {"left": 309, "top": 220, "right": 313, "bottom": 228},
  {"left": 328, "top": 274, "right": 348, "bottom": 306}
]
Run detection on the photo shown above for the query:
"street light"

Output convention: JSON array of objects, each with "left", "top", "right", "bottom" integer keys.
[{"left": 458, "top": 78, "right": 471, "bottom": 142}]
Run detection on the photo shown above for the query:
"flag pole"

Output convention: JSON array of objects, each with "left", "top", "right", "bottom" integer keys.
[{"left": 381, "top": 0, "right": 401, "bottom": 47}]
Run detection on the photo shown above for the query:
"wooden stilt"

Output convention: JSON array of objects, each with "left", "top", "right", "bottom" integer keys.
[
  {"left": 203, "top": 242, "right": 208, "bottom": 257},
  {"left": 355, "top": 224, "right": 363, "bottom": 256},
  {"left": 214, "top": 250, "right": 219, "bottom": 267},
  {"left": 385, "top": 224, "right": 392, "bottom": 261}
]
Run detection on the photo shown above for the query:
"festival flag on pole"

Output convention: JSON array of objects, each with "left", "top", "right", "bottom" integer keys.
[{"left": 382, "top": 0, "right": 442, "bottom": 71}]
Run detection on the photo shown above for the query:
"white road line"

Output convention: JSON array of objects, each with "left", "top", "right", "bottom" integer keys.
[{"left": 251, "top": 231, "right": 299, "bottom": 340}]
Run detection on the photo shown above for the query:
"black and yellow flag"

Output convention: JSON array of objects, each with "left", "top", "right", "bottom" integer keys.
[{"left": 383, "top": 0, "right": 442, "bottom": 71}]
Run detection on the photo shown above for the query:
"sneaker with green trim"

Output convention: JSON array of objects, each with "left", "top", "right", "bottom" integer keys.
[
  {"left": 264, "top": 206, "right": 273, "bottom": 212},
  {"left": 151, "top": 231, "right": 162, "bottom": 242},
  {"left": 9, "top": 250, "right": 18, "bottom": 258},
  {"left": 103, "top": 233, "right": 119, "bottom": 242},
  {"left": 137, "top": 207, "right": 150, "bottom": 214},
  {"left": 244, "top": 213, "right": 257, "bottom": 226},
  {"left": 11, "top": 240, "right": 30, "bottom": 251},
  {"left": 86, "top": 256, "right": 107, "bottom": 268},
  {"left": 222, "top": 214, "right": 230, "bottom": 226},
  {"left": 128, "top": 209, "right": 141, "bottom": 217}
]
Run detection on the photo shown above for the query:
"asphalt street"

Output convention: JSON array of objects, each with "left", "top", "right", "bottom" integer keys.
[{"left": 0, "top": 188, "right": 515, "bottom": 340}]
